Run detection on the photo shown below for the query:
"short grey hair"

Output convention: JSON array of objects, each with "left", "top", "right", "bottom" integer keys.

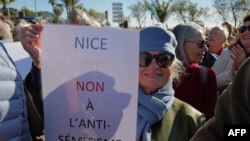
[
  {"left": 171, "top": 22, "right": 204, "bottom": 64},
  {"left": 210, "top": 25, "right": 229, "bottom": 41}
]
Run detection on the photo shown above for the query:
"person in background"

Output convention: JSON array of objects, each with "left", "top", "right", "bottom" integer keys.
[
  {"left": 194, "top": 20, "right": 218, "bottom": 68},
  {"left": 222, "top": 21, "right": 236, "bottom": 44},
  {"left": 212, "top": 14, "right": 250, "bottom": 92},
  {"left": 237, "top": 14, "right": 250, "bottom": 57},
  {"left": 199, "top": 50, "right": 217, "bottom": 68},
  {"left": 119, "top": 20, "right": 128, "bottom": 28},
  {"left": 68, "top": 8, "right": 101, "bottom": 27},
  {"left": 207, "top": 25, "right": 229, "bottom": 56},
  {"left": 12, "top": 18, "right": 30, "bottom": 42},
  {"left": 0, "top": 22, "right": 44, "bottom": 141},
  {"left": 190, "top": 57, "right": 250, "bottom": 141},
  {"left": 200, "top": 25, "right": 229, "bottom": 68},
  {"left": 3, "top": 18, "right": 15, "bottom": 34},
  {"left": 171, "top": 22, "right": 217, "bottom": 120},
  {"left": 2, "top": 17, "right": 14, "bottom": 42},
  {"left": 0, "top": 19, "right": 13, "bottom": 42},
  {"left": 137, "top": 26, "right": 205, "bottom": 141}
]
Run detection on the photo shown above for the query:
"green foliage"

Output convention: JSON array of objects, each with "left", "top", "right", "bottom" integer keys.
[
  {"left": 20, "top": 6, "right": 36, "bottom": 17},
  {"left": 53, "top": 3, "right": 64, "bottom": 23},
  {"left": 128, "top": 2, "right": 147, "bottom": 28},
  {"left": 0, "top": 0, "right": 15, "bottom": 17},
  {"left": 171, "top": 0, "right": 187, "bottom": 22},
  {"left": 171, "top": 0, "right": 208, "bottom": 23},
  {"left": 0, "top": 0, "right": 15, "bottom": 5},
  {"left": 2, "top": 7, "right": 18, "bottom": 19},
  {"left": 49, "top": 0, "right": 57, "bottom": 6},
  {"left": 213, "top": 0, "right": 250, "bottom": 27},
  {"left": 48, "top": 0, "right": 84, "bottom": 23},
  {"left": 85, "top": 8, "right": 105, "bottom": 24},
  {"left": 60, "top": 0, "right": 81, "bottom": 18},
  {"left": 144, "top": 0, "right": 174, "bottom": 23}
]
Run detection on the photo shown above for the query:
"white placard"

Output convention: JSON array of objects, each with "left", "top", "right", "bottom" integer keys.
[
  {"left": 41, "top": 24, "right": 139, "bottom": 141},
  {"left": 4, "top": 42, "right": 32, "bottom": 79}
]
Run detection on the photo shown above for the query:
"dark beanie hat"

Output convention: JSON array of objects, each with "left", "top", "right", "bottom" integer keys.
[{"left": 140, "top": 26, "right": 177, "bottom": 56}]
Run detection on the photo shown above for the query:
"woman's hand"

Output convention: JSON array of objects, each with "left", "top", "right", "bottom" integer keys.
[
  {"left": 231, "top": 44, "right": 246, "bottom": 71},
  {"left": 19, "top": 23, "right": 43, "bottom": 68}
]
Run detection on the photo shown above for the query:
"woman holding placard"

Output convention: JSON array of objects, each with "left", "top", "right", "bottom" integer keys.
[{"left": 137, "top": 26, "right": 205, "bottom": 141}]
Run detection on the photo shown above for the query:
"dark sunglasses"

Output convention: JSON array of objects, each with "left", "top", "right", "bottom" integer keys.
[
  {"left": 185, "top": 40, "right": 208, "bottom": 49},
  {"left": 139, "top": 52, "right": 174, "bottom": 68},
  {"left": 238, "top": 25, "right": 250, "bottom": 33}
]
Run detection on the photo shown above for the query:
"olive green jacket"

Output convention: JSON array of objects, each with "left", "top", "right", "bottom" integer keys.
[{"left": 151, "top": 98, "right": 205, "bottom": 141}]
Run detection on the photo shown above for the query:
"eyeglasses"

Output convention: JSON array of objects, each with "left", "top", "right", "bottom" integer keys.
[
  {"left": 238, "top": 25, "right": 250, "bottom": 33},
  {"left": 185, "top": 40, "right": 208, "bottom": 49},
  {"left": 139, "top": 52, "right": 174, "bottom": 68}
]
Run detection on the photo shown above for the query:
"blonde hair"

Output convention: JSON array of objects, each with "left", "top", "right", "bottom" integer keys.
[
  {"left": 0, "top": 19, "right": 13, "bottom": 42},
  {"left": 68, "top": 8, "right": 101, "bottom": 27},
  {"left": 170, "top": 58, "right": 186, "bottom": 83}
]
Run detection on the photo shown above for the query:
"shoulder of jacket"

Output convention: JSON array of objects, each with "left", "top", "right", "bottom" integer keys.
[
  {"left": 171, "top": 98, "right": 204, "bottom": 117},
  {"left": 165, "top": 98, "right": 206, "bottom": 128}
]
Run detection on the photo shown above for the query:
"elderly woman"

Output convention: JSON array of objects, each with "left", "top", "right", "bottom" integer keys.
[
  {"left": 212, "top": 14, "right": 250, "bottom": 91},
  {"left": 171, "top": 23, "right": 217, "bottom": 120},
  {"left": 19, "top": 24, "right": 204, "bottom": 141},
  {"left": 137, "top": 26, "right": 205, "bottom": 141}
]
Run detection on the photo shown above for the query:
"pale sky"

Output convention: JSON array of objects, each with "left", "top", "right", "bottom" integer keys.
[{"left": 9, "top": 0, "right": 221, "bottom": 28}]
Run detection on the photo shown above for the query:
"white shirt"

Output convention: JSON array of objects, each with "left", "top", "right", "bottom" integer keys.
[{"left": 212, "top": 48, "right": 234, "bottom": 88}]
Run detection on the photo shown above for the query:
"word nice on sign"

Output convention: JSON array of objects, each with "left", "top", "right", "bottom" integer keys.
[{"left": 75, "top": 37, "right": 108, "bottom": 50}]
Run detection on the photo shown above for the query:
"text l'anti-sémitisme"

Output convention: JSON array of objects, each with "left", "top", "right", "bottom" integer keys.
[{"left": 58, "top": 134, "right": 122, "bottom": 141}]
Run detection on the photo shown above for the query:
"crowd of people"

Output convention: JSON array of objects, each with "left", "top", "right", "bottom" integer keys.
[{"left": 0, "top": 7, "right": 250, "bottom": 141}]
